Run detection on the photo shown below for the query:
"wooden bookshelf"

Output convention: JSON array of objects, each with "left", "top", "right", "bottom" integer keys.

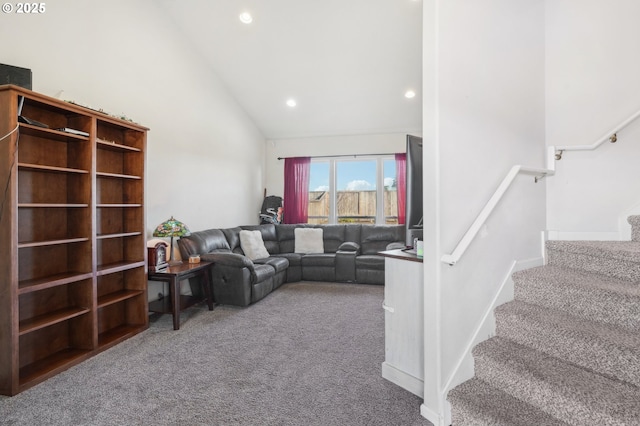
[{"left": 0, "top": 85, "right": 149, "bottom": 396}]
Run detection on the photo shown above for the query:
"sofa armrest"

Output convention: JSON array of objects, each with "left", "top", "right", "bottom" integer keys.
[
  {"left": 338, "top": 241, "right": 361, "bottom": 254},
  {"left": 386, "top": 242, "right": 406, "bottom": 251},
  {"left": 201, "top": 252, "right": 254, "bottom": 268},
  {"left": 200, "top": 252, "right": 258, "bottom": 282}
]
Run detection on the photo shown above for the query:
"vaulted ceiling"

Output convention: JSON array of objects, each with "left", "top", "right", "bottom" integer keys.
[{"left": 157, "top": 0, "right": 423, "bottom": 140}]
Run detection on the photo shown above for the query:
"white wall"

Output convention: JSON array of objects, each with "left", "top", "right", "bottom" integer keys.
[
  {"left": 422, "top": 1, "right": 546, "bottom": 423},
  {"left": 546, "top": 0, "right": 640, "bottom": 240},
  {"left": 264, "top": 133, "right": 409, "bottom": 198},
  {"left": 0, "top": 0, "right": 266, "bottom": 235}
]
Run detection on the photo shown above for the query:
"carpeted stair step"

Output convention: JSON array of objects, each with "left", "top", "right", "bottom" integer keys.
[
  {"left": 512, "top": 265, "right": 640, "bottom": 332},
  {"left": 495, "top": 300, "right": 640, "bottom": 387},
  {"left": 448, "top": 378, "right": 569, "bottom": 426},
  {"left": 546, "top": 240, "right": 640, "bottom": 282},
  {"left": 473, "top": 337, "right": 640, "bottom": 425},
  {"left": 629, "top": 215, "right": 640, "bottom": 242}
]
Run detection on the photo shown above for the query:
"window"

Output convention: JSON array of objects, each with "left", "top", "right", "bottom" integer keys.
[
  {"left": 383, "top": 159, "right": 398, "bottom": 224},
  {"left": 307, "top": 157, "right": 399, "bottom": 225},
  {"left": 308, "top": 162, "right": 330, "bottom": 224}
]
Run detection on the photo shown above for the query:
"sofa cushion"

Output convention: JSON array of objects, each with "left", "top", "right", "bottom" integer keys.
[
  {"left": 301, "top": 253, "right": 336, "bottom": 281},
  {"left": 344, "top": 224, "right": 362, "bottom": 246},
  {"left": 254, "top": 256, "right": 289, "bottom": 273},
  {"left": 301, "top": 253, "right": 335, "bottom": 267},
  {"left": 295, "top": 228, "right": 324, "bottom": 253},
  {"left": 276, "top": 224, "right": 304, "bottom": 253},
  {"left": 241, "top": 224, "right": 280, "bottom": 254},
  {"left": 239, "top": 230, "right": 270, "bottom": 260},
  {"left": 272, "top": 252, "right": 303, "bottom": 267},
  {"left": 253, "top": 263, "right": 275, "bottom": 283},
  {"left": 319, "top": 225, "right": 346, "bottom": 253},
  {"left": 355, "top": 254, "right": 385, "bottom": 270},
  {"left": 360, "top": 225, "right": 404, "bottom": 255},
  {"left": 221, "top": 227, "right": 243, "bottom": 252}
]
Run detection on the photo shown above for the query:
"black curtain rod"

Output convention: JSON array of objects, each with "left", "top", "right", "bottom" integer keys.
[{"left": 277, "top": 153, "right": 399, "bottom": 160}]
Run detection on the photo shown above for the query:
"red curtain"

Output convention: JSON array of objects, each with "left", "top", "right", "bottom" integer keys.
[
  {"left": 283, "top": 157, "right": 311, "bottom": 224},
  {"left": 395, "top": 153, "right": 407, "bottom": 225}
]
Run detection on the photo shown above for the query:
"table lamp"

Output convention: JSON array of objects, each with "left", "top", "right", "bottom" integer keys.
[{"left": 152, "top": 216, "right": 191, "bottom": 265}]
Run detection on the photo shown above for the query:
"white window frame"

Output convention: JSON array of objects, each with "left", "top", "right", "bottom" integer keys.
[{"left": 310, "top": 156, "right": 395, "bottom": 225}]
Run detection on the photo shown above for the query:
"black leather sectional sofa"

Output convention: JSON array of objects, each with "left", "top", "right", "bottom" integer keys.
[{"left": 178, "top": 223, "right": 405, "bottom": 307}]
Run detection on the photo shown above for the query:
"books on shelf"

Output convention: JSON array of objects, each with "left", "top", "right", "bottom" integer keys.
[{"left": 56, "top": 127, "right": 89, "bottom": 137}]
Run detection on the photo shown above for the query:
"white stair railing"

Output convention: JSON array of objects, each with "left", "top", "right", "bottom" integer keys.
[
  {"left": 440, "top": 165, "right": 552, "bottom": 266},
  {"left": 553, "top": 108, "right": 640, "bottom": 160},
  {"left": 441, "top": 106, "right": 640, "bottom": 266}
]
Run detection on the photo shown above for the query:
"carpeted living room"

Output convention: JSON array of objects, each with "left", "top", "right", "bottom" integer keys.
[
  {"left": 3, "top": 1, "right": 640, "bottom": 425},
  {"left": 0, "top": 282, "right": 430, "bottom": 425},
  {"left": 0, "top": 1, "right": 429, "bottom": 425}
]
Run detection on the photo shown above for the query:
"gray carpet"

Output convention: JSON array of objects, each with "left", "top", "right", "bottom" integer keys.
[
  {"left": 448, "top": 216, "right": 640, "bottom": 425},
  {"left": 0, "top": 282, "right": 431, "bottom": 426}
]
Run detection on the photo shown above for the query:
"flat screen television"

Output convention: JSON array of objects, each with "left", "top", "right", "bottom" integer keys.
[{"left": 405, "top": 135, "right": 423, "bottom": 247}]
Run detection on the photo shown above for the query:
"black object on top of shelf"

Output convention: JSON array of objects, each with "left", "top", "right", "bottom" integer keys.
[
  {"left": 18, "top": 115, "right": 48, "bottom": 128},
  {"left": 56, "top": 128, "right": 89, "bottom": 137},
  {"left": 1, "top": 63, "right": 32, "bottom": 90}
]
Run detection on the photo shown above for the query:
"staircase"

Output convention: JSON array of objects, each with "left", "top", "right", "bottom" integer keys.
[{"left": 448, "top": 216, "right": 640, "bottom": 425}]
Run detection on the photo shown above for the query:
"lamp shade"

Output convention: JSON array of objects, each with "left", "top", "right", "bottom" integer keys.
[{"left": 153, "top": 216, "right": 191, "bottom": 238}]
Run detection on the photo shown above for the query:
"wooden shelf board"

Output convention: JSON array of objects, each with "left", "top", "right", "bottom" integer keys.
[
  {"left": 19, "top": 123, "right": 89, "bottom": 141},
  {"left": 96, "top": 172, "right": 142, "bottom": 180},
  {"left": 97, "top": 204, "right": 142, "bottom": 208},
  {"left": 96, "top": 231, "right": 142, "bottom": 240},
  {"left": 96, "top": 171, "right": 141, "bottom": 180},
  {"left": 19, "top": 203, "right": 89, "bottom": 208},
  {"left": 18, "top": 237, "right": 89, "bottom": 248},
  {"left": 98, "top": 324, "right": 146, "bottom": 349},
  {"left": 19, "top": 306, "right": 91, "bottom": 335},
  {"left": 19, "top": 348, "right": 91, "bottom": 387},
  {"left": 98, "top": 290, "right": 144, "bottom": 308},
  {"left": 96, "top": 138, "right": 141, "bottom": 152},
  {"left": 97, "top": 261, "right": 146, "bottom": 276},
  {"left": 18, "top": 162, "right": 89, "bottom": 174},
  {"left": 18, "top": 272, "right": 93, "bottom": 295}
]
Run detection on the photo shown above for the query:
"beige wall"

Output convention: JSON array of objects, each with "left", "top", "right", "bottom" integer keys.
[
  {"left": 0, "top": 0, "right": 266, "bottom": 235},
  {"left": 545, "top": 0, "right": 640, "bottom": 240}
]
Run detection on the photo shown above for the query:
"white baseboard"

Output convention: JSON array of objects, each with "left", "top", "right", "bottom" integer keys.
[
  {"left": 381, "top": 362, "right": 424, "bottom": 398},
  {"left": 514, "top": 256, "right": 545, "bottom": 272},
  {"left": 421, "top": 401, "right": 451, "bottom": 426}
]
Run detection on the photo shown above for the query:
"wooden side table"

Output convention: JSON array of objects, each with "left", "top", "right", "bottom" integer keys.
[{"left": 148, "top": 261, "right": 214, "bottom": 330}]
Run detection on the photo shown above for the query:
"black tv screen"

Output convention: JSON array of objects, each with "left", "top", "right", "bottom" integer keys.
[{"left": 405, "top": 135, "right": 423, "bottom": 245}]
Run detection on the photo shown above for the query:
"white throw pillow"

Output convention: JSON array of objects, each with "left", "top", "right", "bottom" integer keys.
[
  {"left": 239, "top": 230, "right": 270, "bottom": 260},
  {"left": 294, "top": 228, "right": 324, "bottom": 254}
]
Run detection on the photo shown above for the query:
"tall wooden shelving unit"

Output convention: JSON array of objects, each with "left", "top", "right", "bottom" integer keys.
[{"left": 0, "top": 85, "right": 149, "bottom": 396}]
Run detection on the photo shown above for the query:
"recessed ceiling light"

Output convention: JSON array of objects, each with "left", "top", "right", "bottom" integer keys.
[
  {"left": 239, "top": 12, "right": 253, "bottom": 24},
  {"left": 404, "top": 90, "right": 416, "bottom": 99},
  {"left": 286, "top": 99, "right": 297, "bottom": 108}
]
